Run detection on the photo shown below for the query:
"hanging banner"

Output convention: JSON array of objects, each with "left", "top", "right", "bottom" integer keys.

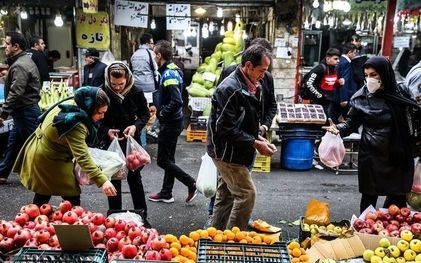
[
  {"left": 166, "top": 4, "right": 191, "bottom": 30},
  {"left": 82, "top": 0, "right": 98, "bottom": 14},
  {"left": 115, "top": 0, "right": 149, "bottom": 28},
  {"left": 75, "top": 9, "right": 110, "bottom": 49}
]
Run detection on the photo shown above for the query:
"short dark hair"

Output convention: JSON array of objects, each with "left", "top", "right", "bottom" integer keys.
[
  {"left": 250, "top": 38, "right": 273, "bottom": 52},
  {"left": 325, "top": 48, "right": 341, "bottom": 57},
  {"left": 241, "top": 44, "right": 271, "bottom": 67},
  {"left": 5, "top": 31, "right": 27, "bottom": 51},
  {"left": 48, "top": 50, "right": 61, "bottom": 60},
  {"left": 351, "top": 34, "right": 361, "bottom": 42},
  {"left": 155, "top": 40, "right": 172, "bottom": 61},
  {"left": 343, "top": 43, "right": 357, "bottom": 54},
  {"left": 140, "top": 33, "right": 153, "bottom": 45},
  {"left": 29, "top": 36, "right": 42, "bottom": 48}
]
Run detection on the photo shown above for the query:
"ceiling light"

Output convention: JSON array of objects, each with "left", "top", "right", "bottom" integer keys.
[
  {"left": 150, "top": 19, "right": 156, "bottom": 29},
  {"left": 312, "top": 0, "right": 320, "bottom": 8},
  {"left": 235, "top": 14, "right": 241, "bottom": 23},
  {"left": 54, "top": 14, "right": 64, "bottom": 27},
  {"left": 220, "top": 25, "right": 225, "bottom": 36},
  {"left": 323, "top": 1, "right": 332, "bottom": 12},
  {"left": 342, "top": 1, "right": 351, "bottom": 12},
  {"left": 242, "top": 31, "right": 248, "bottom": 39},
  {"left": 209, "top": 21, "right": 214, "bottom": 32},
  {"left": 194, "top": 7, "right": 206, "bottom": 16},
  {"left": 315, "top": 20, "right": 321, "bottom": 28},
  {"left": 227, "top": 21, "right": 233, "bottom": 31},
  {"left": 342, "top": 18, "right": 352, "bottom": 26},
  {"left": 20, "top": 8, "right": 28, "bottom": 19},
  {"left": 217, "top": 7, "right": 223, "bottom": 18}
]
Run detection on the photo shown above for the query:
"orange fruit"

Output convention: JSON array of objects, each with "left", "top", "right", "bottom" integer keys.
[
  {"left": 207, "top": 227, "right": 217, "bottom": 237},
  {"left": 235, "top": 231, "right": 246, "bottom": 241},
  {"left": 288, "top": 241, "right": 300, "bottom": 250},
  {"left": 291, "top": 247, "right": 302, "bottom": 257},
  {"left": 231, "top": 226, "right": 241, "bottom": 233},
  {"left": 189, "top": 231, "right": 200, "bottom": 241},
  {"left": 246, "top": 236, "right": 254, "bottom": 243},
  {"left": 226, "top": 231, "right": 235, "bottom": 241},
  {"left": 248, "top": 231, "right": 257, "bottom": 237},
  {"left": 199, "top": 229, "right": 209, "bottom": 239},
  {"left": 291, "top": 257, "right": 300, "bottom": 263},
  {"left": 165, "top": 234, "right": 178, "bottom": 243},
  {"left": 170, "top": 247, "right": 179, "bottom": 257},
  {"left": 300, "top": 248, "right": 306, "bottom": 255},
  {"left": 239, "top": 239, "right": 248, "bottom": 243},
  {"left": 263, "top": 235, "right": 274, "bottom": 244},
  {"left": 180, "top": 247, "right": 191, "bottom": 257},
  {"left": 188, "top": 246, "right": 197, "bottom": 254},
  {"left": 252, "top": 235, "right": 262, "bottom": 244},
  {"left": 213, "top": 234, "right": 223, "bottom": 242},
  {"left": 179, "top": 235, "right": 191, "bottom": 246},
  {"left": 300, "top": 254, "right": 310, "bottom": 262}
]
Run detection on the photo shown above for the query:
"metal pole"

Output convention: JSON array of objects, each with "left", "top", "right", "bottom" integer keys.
[
  {"left": 381, "top": 0, "right": 397, "bottom": 58},
  {"left": 294, "top": 0, "right": 304, "bottom": 103}
]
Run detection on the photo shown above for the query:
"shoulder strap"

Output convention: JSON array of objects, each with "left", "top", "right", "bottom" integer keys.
[{"left": 146, "top": 49, "right": 159, "bottom": 89}]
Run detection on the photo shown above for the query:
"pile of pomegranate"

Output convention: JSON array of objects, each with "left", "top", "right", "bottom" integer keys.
[
  {"left": 353, "top": 204, "right": 421, "bottom": 238},
  {"left": 0, "top": 201, "right": 172, "bottom": 261}
]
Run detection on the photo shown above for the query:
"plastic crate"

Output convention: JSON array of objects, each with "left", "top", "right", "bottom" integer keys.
[
  {"left": 197, "top": 239, "right": 290, "bottom": 263},
  {"left": 186, "top": 125, "right": 207, "bottom": 143},
  {"left": 298, "top": 216, "right": 351, "bottom": 242},
  {"left": 253, "top": 154, "right": 271, "bottom": 173},
  {"left": 111, "top": 261, "right": 174, "bottom": 263},
  {"left": 12, "top": 247, "right": 108, "bottom": 263}
]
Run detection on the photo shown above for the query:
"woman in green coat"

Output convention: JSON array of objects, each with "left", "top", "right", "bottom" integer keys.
[{"left": 13, "top": 87, "right": 117, "bottom": 206}]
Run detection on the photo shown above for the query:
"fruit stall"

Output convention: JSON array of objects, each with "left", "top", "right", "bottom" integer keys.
[{"left": 2, "top": 200, "right": 421, "bottom": 263}]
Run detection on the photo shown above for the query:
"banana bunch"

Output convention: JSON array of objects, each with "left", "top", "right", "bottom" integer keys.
[{"left": 39, "top": 80, "right": 73, "bottom": 111}]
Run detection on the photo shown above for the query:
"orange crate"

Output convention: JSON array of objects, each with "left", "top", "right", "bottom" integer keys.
[{"left": 186, "top": 125, "right": 207, "bottom": 143}]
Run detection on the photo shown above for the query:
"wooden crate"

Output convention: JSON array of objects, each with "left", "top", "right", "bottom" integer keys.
[{"left": 186, "top": 125, "right": 207, "bottom": 143}]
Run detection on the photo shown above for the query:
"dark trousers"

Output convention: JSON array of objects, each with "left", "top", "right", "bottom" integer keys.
[
  {"left": 33, "top": 193, "right": 80, "bottom": 207},
  {"left": 107, "top": 169, "right": 147, "bottom": 212},
  {"left": 0, "top": 105, "right": 41, "bottom": 178},
  {"left": 157, "top": 122, "right": 195, "bottom": 194},
  {"left": 360, "top": 194, "right": 407, "bottom": 213}
]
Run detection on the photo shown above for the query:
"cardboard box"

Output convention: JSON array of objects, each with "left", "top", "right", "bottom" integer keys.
[
  {"left": 299, "top": 216, "right": 351, "bottom": 243},
  {"left": 306, "top": 235, "right": 365, "bottom": 263},
  {"left": 351, "top": 205, "right": 401, "bottom": 250},
  {"left": 53, "top": 224, "right": 93, "bottom": 250}
]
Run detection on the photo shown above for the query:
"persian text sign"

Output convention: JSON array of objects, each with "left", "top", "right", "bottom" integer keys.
[
  {"left": 166, "top": 4, "right": 190, "bottom": 30},
  {"left": 76, "top": 9, "right": 110, "bottom": 49},
  {"left": 115, "top": 0, "right": 148, "bottom": 28}
]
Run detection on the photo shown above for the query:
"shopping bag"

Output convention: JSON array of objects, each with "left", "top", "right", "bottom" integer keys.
[
  {"left": 196, "top": 153, "right": 217, "bottom": 198},
  {"left": 74, "top": 147, "right": 126, "bottom": 185},
  {"left": 126, "top": 135, "right": 151, "bottom": 171},
  {"left": 318, "top": 132, "right": 346, "bottom": 168},
  {"left": 304, "top": 198, "right": 331, "bottom": 226},
  {"left": 108, "top": 138, "right": 129, "bottom": 180}
]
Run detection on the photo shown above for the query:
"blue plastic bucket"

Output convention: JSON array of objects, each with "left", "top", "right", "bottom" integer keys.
[{"left": 281, "top": 138, "right": 314, "bottom": 170}]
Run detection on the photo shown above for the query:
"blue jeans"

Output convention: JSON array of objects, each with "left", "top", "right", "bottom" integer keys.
[
  {"left": 157, "top": 121, "right": 195, "bottom": 194},
  {"left": 0, "top": 104, "right": 41, "bottom": 179}
]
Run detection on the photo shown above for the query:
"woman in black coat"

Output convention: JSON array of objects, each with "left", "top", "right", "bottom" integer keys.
[
  {"left": 324, "top": 56, "right": 417, "bottom": 213},
  {"left": 98, "top": 62, "right": 150, "bottom": 222}
]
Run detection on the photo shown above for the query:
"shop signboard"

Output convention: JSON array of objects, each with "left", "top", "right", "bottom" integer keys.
[
  {"left": 114, "top": 0, "right": 149, "bottom": 28},
  {"left": 75, "top": 9, "right": 110, "bottom": 49},
  {"left": 166, "top": 4, "right": 191, "bottom": 30},
  {"left": 82, "top": 0, "right": 98, "bottom": 13},
  {"left": 393, "top": 36, "right": 410, "bottom": 48}
]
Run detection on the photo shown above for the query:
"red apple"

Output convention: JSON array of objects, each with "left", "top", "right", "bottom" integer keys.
[
  {"left": 365, "top": 219, "right": 375, "bottom": 228},
  {"left": 390, "top": 230, "right": 401, "bottom": 237},
  {"left": 386, "top": 224, "right": 399, "bottom": 233},
  {"left": 376, "top": 210, "right": 386, "bottom": 220},
  {"left": 121, "top": 244, "right": 138, "bottom": 259},
  {"left": 378, "top": 229, "right": 390, "bottom": 237},
  {"left": 389, "top": 205, "right": 400, "bottom": 216},
  {"left": 411, "top": 223, "right": 421, "bottom": 235},
  {"left": 353, "top": 219, "right": 366, "bottom": 231},
  {"left": 366, "top": 211, "right": 377, "bottom": 221},
  {"left": 413, "top": 213, "right": 421, "bottom": 223},
  {"left": 400, "top": 207, "right": 411, "bottom": 218},
  {"left": 384, "top": 213, "right": 393, "bottom": 221},
  {"left": 372, "top": 222, "right": 384, "bottom": 233},
  {"left": 395, "top": 214, "right": 405, "bottom": 223}
]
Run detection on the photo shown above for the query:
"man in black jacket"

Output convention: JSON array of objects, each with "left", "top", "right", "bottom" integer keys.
[
  {"left": 207, "top": 45, "right": 276, "bottom": 230},
  {"left": 82, "top": 48, "right": 107, "bottom": 87},
  {"left": 27, "top": 36, "right": 50, "bottom": 83}
]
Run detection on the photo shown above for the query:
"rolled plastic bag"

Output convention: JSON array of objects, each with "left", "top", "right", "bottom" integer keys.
[
  {"left": 196, "top": 153, "right": 218, "bottom": 198},
  {"left": 318, "top": 132, "right": 346, "bottom": 168}
]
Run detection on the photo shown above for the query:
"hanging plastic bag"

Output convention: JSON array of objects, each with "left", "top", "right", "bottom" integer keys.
[
  {"left": 318, "top": 132, "right": 346, "bottom": 168},
  {"left": 196, "top": 153, "right": 218, "bottom": 198},
  {"left": 74, "top": 147, "right": 126, "bottom": 185},
  {"left": 126, "top": 135, "right": 151, "bottom": 171},
  {"left": 108, "top": 138, "right": 129, "bottom": 180},
  {"left": 101, "top": 50, "right": 115, "bottom": 65}
]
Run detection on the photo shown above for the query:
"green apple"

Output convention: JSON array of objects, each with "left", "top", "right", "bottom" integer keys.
[
  {"left": 318, "top": 226, "right": 326, "bottom": 231},
  {"left": 303, "top": 223, "right": 310, "bottom": 231},
  {"left": 396, "top": 257, "right": 406, "bottom": 263},
  {"left": 311, "top": 228, "right": 318, "bottom": 235},
  {"left": 409, "top": 239, "right": 421, "bottom": 253},
  {"left": 334, "top": 226, "right": 342, "bottom": 234},
  {"left": 398, "top": 240, "right": 410, "bottom": 252},
  {"left": 371, "top": 255, "right": 383, "bottom": 263},
  {"left": 415, "top": 254, "right": 421, "bottom": 262},
  {"left": 375, "top": 247, "right": 386, "bottom": 258},
  {"left": 380, "top": 237, "right": 391, "bottom": 248},
  {"left": 310, "top": 224, "right": 318, "bottom": 229},
  {"left": 384, "top": 256, "right": 397, "bottom": 263},
  {"left": 387, "top": 245, "right": 401, "bottom": 258},
  {"left": 326, "top": 224, "right": 335, "bottom": 231},
  {"left": 363, "top": 249, "right": 375, "bottom": 262},
  {"left": 403, "top": 249, "right": 416, "bottom": 261},
  {"left": 400, "top": 230, "right": 414, "bottom": 242}
]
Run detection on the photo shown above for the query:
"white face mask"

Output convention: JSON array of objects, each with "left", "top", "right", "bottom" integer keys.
[{"left": 366, "top": 77, "right": 382, "bottom": 93}]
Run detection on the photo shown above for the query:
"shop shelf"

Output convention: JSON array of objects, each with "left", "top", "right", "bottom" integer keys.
[
  {"left": 197, "top": 239, "right": 290, "bottom": 263},
  {"left": 11, "top": 247, "right": 108, "bottom": 263},
  {"left": 186, "top": 125, "right": 207, "bottom": 143}
]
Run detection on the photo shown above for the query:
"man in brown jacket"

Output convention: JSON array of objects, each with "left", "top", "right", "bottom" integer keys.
[{"left": 0, "top": 32, "right": 41, "bottom": 184}]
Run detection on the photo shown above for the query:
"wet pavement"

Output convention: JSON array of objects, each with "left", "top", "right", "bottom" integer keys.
[{"left": 0, "top": 133, "right": 370, "bottom": 239}]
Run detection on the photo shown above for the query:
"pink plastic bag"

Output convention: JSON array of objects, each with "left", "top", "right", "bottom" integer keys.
[
  {"left": 412, "top": 161, "right": 421, "bottom": 193},
  {"left": 318, "top": 132, "right": 346, "bottom": 168},
  {"left": 126, "top": 135, "right": 151, "bottom": 171}
]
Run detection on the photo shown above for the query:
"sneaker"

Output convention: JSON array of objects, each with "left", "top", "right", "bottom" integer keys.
[
  {"left": 148, "top": 192, "right": 174, "bottom": 203},
  {"left": 186, "top": 184, "right": 198, "bottom": 203}
]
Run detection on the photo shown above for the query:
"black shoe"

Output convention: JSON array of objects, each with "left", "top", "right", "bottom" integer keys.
[
  {"left": 143, "top": 218, "right": 152, "bottom": 228},
  {"left": 186, "top": 184, "right": 198, "bottom": 203}
]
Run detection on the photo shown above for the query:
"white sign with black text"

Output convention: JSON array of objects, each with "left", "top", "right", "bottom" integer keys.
[
  {"left": 114, "top": 0, "right": 148, "bottom": 28},
  {"left": 166, "top": 4, "right": 191, "bottom": 30}
]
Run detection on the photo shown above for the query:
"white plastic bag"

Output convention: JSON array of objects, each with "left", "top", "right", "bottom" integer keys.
[
  {"left": 318, "top": 132, "right": 346, "bottom": 168},
  {"left": 108, "top": 138, "right": 129, "bottom": 180},
  {"left": 101, "top": 50, "right": 115, "bottom": 65},
  {"left": 196, "top": 153, "right": 217, "bottom": 198},
  {"left": 126, "top": 135, "right": 151, "bottom": 171},
  {"left": 75, "top": 146, "right": 126, "bottom": 185},
  {"left": 412, "top": 159, "right": 421, "bottom": 193}
]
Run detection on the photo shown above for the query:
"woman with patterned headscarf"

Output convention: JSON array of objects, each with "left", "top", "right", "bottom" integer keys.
[
  {"left": 13, "top": 87, "right": 117, "bottom": 206},
  {"left": 99, "top": 61, "right": 150, "bottom": 225},
  {"left": 323, "top": 56, "right": 420, "bottom": 213}
]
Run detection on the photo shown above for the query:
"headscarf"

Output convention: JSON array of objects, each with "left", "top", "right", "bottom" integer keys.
[
  {"left": 364, "top": 56, "right": 416, "bottom": 165},
  {"left": 53, "top": 86, "right": 102, "bottom": 146},
  {"left": 104, "top": 61, "right": 134, "bottom": 104}
]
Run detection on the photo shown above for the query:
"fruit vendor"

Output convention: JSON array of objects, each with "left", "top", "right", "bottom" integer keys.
[
  {"left": 82, "top": 48, "right": 107, "bottom": 88},
  {"left": 13, "top": 87, "right": 117, "bottom": 206},
  {"left": 207, "top": 45, "right": 276, "bottom": 230}
]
